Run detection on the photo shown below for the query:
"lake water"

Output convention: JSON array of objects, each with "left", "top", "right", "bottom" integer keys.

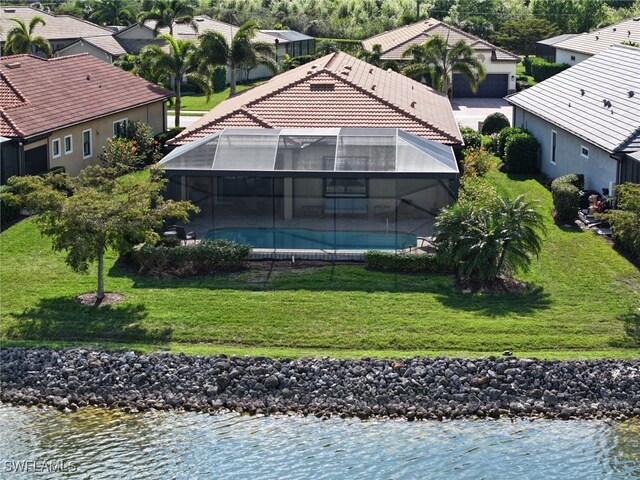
[{"left": 1, "top": 403, "right": 639, "bottom": 479}]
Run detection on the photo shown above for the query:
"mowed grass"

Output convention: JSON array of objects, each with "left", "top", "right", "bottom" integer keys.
[
  {"left": 168, "top": 81, "right": 265, "bottom": 113},
  {"left": 1, "top": 169, "right": 639, "bottom": 359}
]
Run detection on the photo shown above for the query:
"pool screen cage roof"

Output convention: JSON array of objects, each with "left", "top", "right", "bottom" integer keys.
[{"left": 160, "top": 128, "right": 459, "bottom": 177}]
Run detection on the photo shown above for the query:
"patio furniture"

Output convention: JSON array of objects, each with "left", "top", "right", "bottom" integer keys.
[{"left": 167, "top": 225, "right": 196, "bottom": 243}]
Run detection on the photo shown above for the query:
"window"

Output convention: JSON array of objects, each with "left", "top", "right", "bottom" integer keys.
[
  {"left": 550, "top": 130, "right": 557, "bottom": 165},
  {"left": 64, "top": 135, "right": 73, "bottom": 154},
  {"left": 324, "top": 178, "right": 368, "bottom": 197},
  {"left": 51, "top": 138, "right": 61, "bottom": 159},
  {"left": 82, "top": 129, "right": 92, "bottom": 158},
  {"left": 113, "top": 118, "right": 128, "bottom": 137},
  {"left": 581, "top": 145, "right": 589, "bottom": 159}
]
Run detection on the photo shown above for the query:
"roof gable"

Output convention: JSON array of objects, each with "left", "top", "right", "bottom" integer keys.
[
  {"left": 0, "top": 54, "right": 172, "bottom": 138},
  {"left": 362, "top": 18, "right": 519, "bottom": 62},
  {"left": 171, "top": 52, "right": 462, "bottom": 146},
  {"left": 554, "top": 17, "right": 640, "bottom": 56},
  {"left": 507, "top": 45, "right": 640, "bottom": 153}
]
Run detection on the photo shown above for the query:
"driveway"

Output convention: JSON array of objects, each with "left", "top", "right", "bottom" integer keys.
[
  {"left": 450, "top": 98, "right": 513, "bottom": 131},
  {"left": 167, "top": 113, "right": 205, "bottom": 128}
]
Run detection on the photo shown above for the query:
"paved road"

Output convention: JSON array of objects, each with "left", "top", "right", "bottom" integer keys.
[
  {"left": 166, "top": 113, "right": 204, "bottom": 128},
  {"left": 451, "top": 98, "right": 513, "bottom": 130}
]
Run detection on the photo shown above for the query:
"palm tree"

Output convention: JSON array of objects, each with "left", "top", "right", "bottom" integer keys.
[
  {"left": 139, "top": 34, "right": 199, "bottom": 127},
  {"left": 194, "top": 21, "right": 277, "bottom": 95},
  {"left": 434, "top": 194, "right": 545, "bottom": 284},
  {"left": 90, "top": 0, "right": 137, "bottom": 26},
  {"left": 402, "top": 34, "right": 486, "bottom": 98},
  {"left": 360, "top": 43, "right": 382, "bottom": 66},
  {"left": 137, "top": 0, "right": 196, "bottom": 36},
  {"left": 4, "top": 16, "right": 52, "bottom": 57}
]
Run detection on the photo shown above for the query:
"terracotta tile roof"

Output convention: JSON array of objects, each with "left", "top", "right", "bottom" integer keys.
[
  {"left": 0, "top": 6, "right": 112, "bottom": 42},
  {"left": 171, "top": 52, "right": 462, "bottom": 146},
  {"left": 0, "top": 54, "right": 172, "bottom": 139},
  {"left": 553, "top": 17, "right": 640, "bottom": 56},
  {"left": 362, "top": 19, "right": 519, "bottom": 62}
]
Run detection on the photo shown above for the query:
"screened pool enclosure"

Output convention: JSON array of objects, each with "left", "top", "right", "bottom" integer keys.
[{"left": 160, "top": 128, "right": 459, "bottom": 251}]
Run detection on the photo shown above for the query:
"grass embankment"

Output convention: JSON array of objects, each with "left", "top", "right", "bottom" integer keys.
[
  {"left": 516, "top": 61, "right": 537, "bottom": 87},
  {"left": 1, "top": 170, "right": 639, "bottom": 359},
  {"left": 168, "top": 82, "right": 265, "bottom": 115}
]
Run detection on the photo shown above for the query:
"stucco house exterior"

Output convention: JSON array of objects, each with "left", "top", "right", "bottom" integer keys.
[
  {"left": 548, "top": 17, "right": 640, "bottom": 66},
  {"left": 506, "top": 45, "right": 640, "bottom": 195},
  {"left": 0, "top": 6, "right": 114, "bottom": 57},
  {"left": 0, "top": 54, "right": 172, "bottom": 183},
  {"left": 362, "top": 19, "right": 519, "bottom": 98}
]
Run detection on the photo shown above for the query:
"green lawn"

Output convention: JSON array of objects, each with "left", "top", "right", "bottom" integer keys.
[
  {"left": 168, "top": 82, "right": 265, "bottom": 113},
  {"left": 1, "top": 170, "right": 639, "bottom": 359},
  {"left": 516, "top": 61, "right": 537, "bottom": 87}
]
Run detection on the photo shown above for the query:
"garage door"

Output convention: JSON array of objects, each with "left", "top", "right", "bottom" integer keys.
[{"left": 452, "top": 73, "right": 509, "bottom": 98}]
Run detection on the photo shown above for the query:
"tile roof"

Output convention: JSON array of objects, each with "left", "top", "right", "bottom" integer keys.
[
  {"left": 506, "top": 45, "right": 640, "bottom": 154},
  {"left": 0, "top": 6, "right": 112, "bottom": 42},
  {"left": 171, "top": 51, "right": 462, "bottom": 146},
  {"left": 0, "top": 54, "right": 172, "bottom": 139},
  {"left": 260, "top": 30, "right": 314, "bottom": 42},
  {"left": 553, "top": 17, "right": 640, "bottom": 56},
  {"left": 121, "top": 16, "right": 285, "bottom": 45},
  {"left": 536, "top": 33, "right": 577, "bottom": 47},
  {"left": 362, "top": 19, "right": 519, "bottom": 62},
  {"left": 57, "top": 35, "right": 128, "bottom": 57}
]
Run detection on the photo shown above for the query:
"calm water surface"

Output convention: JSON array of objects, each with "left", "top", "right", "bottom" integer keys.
[{"left": 0, "top": 403, "right": 639, "bottom": 479}]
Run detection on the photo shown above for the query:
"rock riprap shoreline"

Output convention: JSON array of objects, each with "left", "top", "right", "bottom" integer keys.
[{"left": 1, "top": 348, "right": 639, "bottom": 420}]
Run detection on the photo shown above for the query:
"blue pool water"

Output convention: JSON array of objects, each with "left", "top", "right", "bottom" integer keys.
[{"left": 206, "top": 227, "right": 417, "bottom": 250}]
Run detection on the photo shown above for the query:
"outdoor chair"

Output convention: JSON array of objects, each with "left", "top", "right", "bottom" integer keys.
[{"left": 167, "top": 225, "right": 196, "bottom": 243}]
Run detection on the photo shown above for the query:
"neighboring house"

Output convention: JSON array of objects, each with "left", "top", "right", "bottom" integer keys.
[
  {"left": 0, "top": 6, "right": 113, "bottom": 56},
  {"left": 171, "top": 51, "right": 462, "bottom": 147},
  {"left": 362, "top": 19, "right": 519, "bottom": 98},
  {"left": 551, "top": 17, "right": 640, "bottom": 66},
  {"left": 535, "top": 34, "right": 577, "bottom": 63},
  {"left": 114, "top": 17, "right": 314, "bottom": 81},
  {"left": 0, "top": 54, "right": 172, "bottom": 183},
  {"left": 163, "top": 52, "right": 462, "bottom": 247},
  {"left": 54, "top": 35, "right": 128, "bottom": 64},
  {"left": 506, "top": 45, "right": 640, "bottom": 195}
]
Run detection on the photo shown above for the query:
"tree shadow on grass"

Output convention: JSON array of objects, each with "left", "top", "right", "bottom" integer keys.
[
  {"left": 6, "top": 297, "right": 172, "bottom": 344},
  {"left": 609, "top": 312, "right": 640, "bottom": 348}
]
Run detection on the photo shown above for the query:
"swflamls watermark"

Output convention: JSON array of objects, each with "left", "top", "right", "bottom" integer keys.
[{"left": 3, "top": 459, "right": 78, "bottom": 474}]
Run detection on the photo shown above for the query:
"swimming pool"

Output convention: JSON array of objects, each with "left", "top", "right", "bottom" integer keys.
[{"left": 205, "top": 228, "right": 417, "bottom": 250}]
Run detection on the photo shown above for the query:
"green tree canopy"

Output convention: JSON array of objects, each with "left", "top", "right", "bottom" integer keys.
[
  {"left": 138, "top": 0, "right": 197, "bottom": 36},
  {"left": 90, "top": 0, "right": 137, "bottom": 26},
  {"left": 193, "top": 20, "right": 277, "bottom": 95},
  {"left": 4, "top": 16, "right": 52, "bottom": 57},
  {"left": 7, "top": 167, "right": 197, "bottom": 303},
  {"left": 493, "top": 18, "right": 561, "bottom": 56},
  {"left": 402, "top": 34, "right": 486, "bottom": 97}
]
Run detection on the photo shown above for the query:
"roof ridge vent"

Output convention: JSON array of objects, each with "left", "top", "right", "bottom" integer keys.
[
  {"left": 411, "top": 101, "right": 417, "bottom": 108},
  {"left": 343, "top": 65, "right": 352, "bottom": 70},
  {"left": 5, "top": 62, "right": 21, "bottom": 69},
  {"left": 580, "top": 88, "right": 585, "bottom": 96},
  {"left": 369, "top": 68, "right": 373, "bottom": 74},
  {"left": 371, "top": 84, "right": 376, "bottom": 90},
  {"left": 629, "top": 91, "right": 635, "bottom": 98}
]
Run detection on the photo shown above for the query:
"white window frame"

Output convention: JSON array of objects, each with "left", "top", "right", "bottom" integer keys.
[
  {"left": 580, "top": 145, "right": 589, "bottom": 160},
  {"left": 51, "top": 138, "right": 61, "bottom": 159},
  {"left": 64, "top": 134, "right": 73, "bottom": 155},
  {"left": 550, "top": 130, "right": 557, "bottom": 165},
  {"left": 113, "top": 118, "right": 128, "bottom": 137},
  {"left": 82, "top": 129, "right": 92, "bottom": 159}
]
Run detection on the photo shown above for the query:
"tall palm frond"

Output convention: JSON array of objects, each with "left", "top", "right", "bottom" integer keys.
[
  {"left": 90, "top": 0, "right": 136, "bottom": 26},
  {"left": 5, "top": 16, "right": 52, "bottom": 57},
  {"left": 137, "top": 0, "right": 196, "bottom": 36}
]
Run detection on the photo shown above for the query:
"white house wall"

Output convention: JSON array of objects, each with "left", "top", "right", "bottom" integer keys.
[
  {"left": 555, "top": 49, "right": 591, "bottom": 66},
  {"left": 514, "top": 107, "right": 617, "bottom": 194},
  {"left": 472, "top": 49, "right": 517, "bottom": 91}
]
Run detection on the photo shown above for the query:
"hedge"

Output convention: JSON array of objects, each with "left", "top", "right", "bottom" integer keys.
[
  {"left": 497, "top": 127, "right": 525, "bottom": 159},
  {"left": 212, "top": 66, "right": 226, "bottom": 93},
  {"left": 131, "top": 239, "right": 252, "bottom": 276},
  {"left": 504, "top": 133, "right": 540, "bottom": 173},
  {"left": 522, "top": 56, "right": 534, "bottom": 76},
  {"left": 460, "top": 126, "right": 482, "bottom": 149},
  {"left": 603, "top": 183, "right": 640, "bottom": 260},
  {"left": 551, "top": 182, "right": 580, "bottom": 223},
  {"left": 530, "top": 58, "right": 570, "bottom": 82},
  {"left": 0, "top": 185, "right": 21, "bottom": 229},
  {"left": 551, "top": 174, "right": 585, "bottom": 192},
  {"left": 481, "top": 112, "right": 510, "bottom": 135},
  {"left": 364, "top": 251, "right": 447, "bottom": 273}
]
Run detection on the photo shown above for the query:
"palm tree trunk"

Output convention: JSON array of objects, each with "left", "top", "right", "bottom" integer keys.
[
  {"left": 230, "top": 63, "right": 237, "bottom": 95},
  {"left": 97, "top": 250, "right": 105, "bottom": 302},
  {"left": 175, "top": 77, "right": 181, "bottom": 128}
]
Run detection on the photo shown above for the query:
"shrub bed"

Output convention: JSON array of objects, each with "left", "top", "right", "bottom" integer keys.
[
  {"left": 551, "top": 182, "right": 580, "bottom": 223},
  {"left": 497, "top": 127, "right": 525, "bottom": 159},
  {"left": 460, "top": 127, "right": 482, "bottom": 149},
  {"left": 0, "top": 185, "right": 21, "bottom": 229},
  {"left": 602, "top": 183, "right": 640, "bottom": 260},
  {"left": 481, "top": 112, "right": 510, "bottom": 135},
  {"left": 364, "top": 251, "right": 447, "bottom": 273},
  {"left": 132, "top": 239, "right": 252, "bottom": 276},
  {"left": 551, "top": 174, "right": 585, "bottom": 192},
  {"left": 504, "top": 133, "right": 539, "bottom": 173}
]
